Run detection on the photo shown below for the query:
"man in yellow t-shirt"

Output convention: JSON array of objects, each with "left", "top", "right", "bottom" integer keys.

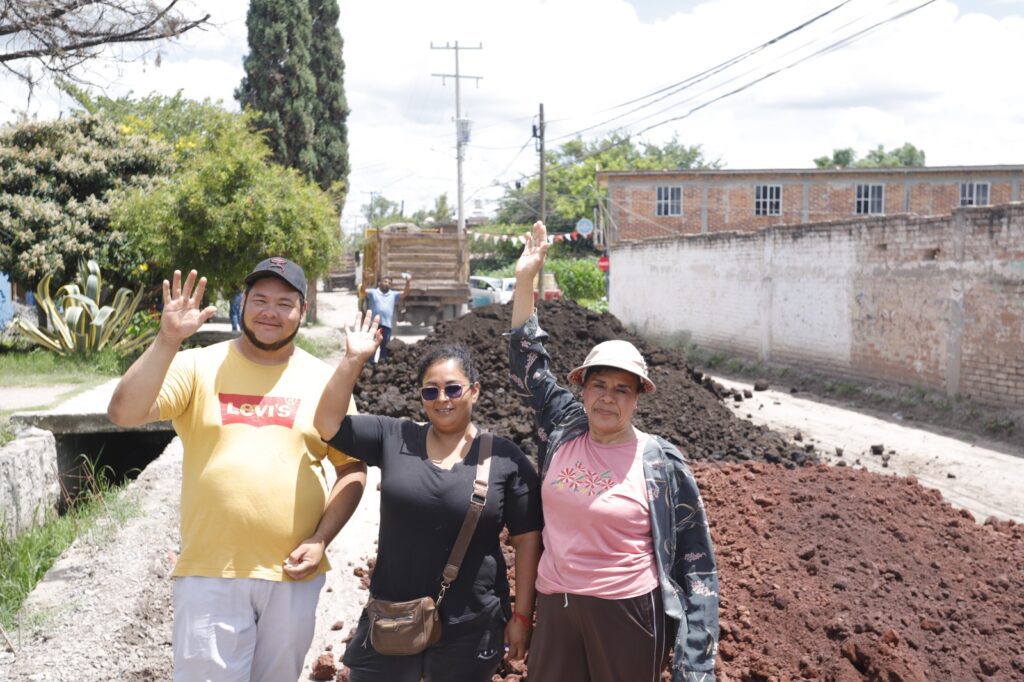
[{"left": 108, "top": 258, "right": 367, "bottom": 682}]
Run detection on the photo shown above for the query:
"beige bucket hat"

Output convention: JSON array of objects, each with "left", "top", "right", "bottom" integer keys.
[{"left": 567, "top": 340, "right": 656, "bottom": 393}]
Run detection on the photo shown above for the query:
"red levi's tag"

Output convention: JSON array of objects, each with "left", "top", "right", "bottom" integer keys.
[{"left": 219, "top": 393, "right": 300, "bottom": 428}]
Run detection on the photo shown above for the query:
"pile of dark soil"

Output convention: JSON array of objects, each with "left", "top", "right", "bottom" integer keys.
[{"left": 354, "top": 300, "right": 809, "bottom": 466}]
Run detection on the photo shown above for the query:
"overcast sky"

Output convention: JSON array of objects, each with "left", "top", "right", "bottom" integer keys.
[{"left": 3, "top": 0, "right": 1023, "bottom": 232}]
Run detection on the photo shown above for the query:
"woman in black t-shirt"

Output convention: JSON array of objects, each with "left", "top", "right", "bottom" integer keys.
[{"left": 314, "top": 311, "right": 542, "bottom": 682}]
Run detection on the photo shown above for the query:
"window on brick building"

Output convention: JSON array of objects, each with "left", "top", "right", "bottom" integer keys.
[
  {"left": 960, "top": 182, "right": 989, "bottom": 206},
  {"left": 855, "top": 184, "right": 884, "bottom": 215},
  {"left": 755, "top": 185, "right": 781, "bottom": 216},
  {"left": 656, "top": 186, "right": 682, "bottom": 216}
]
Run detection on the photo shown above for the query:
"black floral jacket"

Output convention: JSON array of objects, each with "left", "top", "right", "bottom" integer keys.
[{"left": 508, "top": 313, "right": 719, "bottom": 682}]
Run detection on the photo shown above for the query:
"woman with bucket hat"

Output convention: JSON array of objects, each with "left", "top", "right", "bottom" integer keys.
[{"left": 507, "top": 222, "right": 719, "bottom": 682}]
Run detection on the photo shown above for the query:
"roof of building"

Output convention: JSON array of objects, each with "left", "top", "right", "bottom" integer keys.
[{"left": 597, "top": 164, "right": 1024, "bottom": 184}]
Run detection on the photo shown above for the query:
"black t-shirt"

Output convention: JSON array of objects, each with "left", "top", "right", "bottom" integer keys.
[{"left": 329, "top": 415, "right": 542, "bottom": 630}]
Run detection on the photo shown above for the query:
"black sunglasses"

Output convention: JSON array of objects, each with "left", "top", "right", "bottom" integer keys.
[{"left": 419, "top": 384, "right": 471, "bottom": 401}]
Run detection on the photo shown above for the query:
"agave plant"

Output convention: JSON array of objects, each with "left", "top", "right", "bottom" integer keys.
[{"left": 14, "top": 260, "right": 156, "bottom": 356}]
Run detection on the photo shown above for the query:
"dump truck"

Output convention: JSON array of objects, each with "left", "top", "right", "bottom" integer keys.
[
  {"left": 323, "top": 251, "right": 358, "bottom": 291},
  {"left": 358, "top": 222, "right": 470, "bottom": 326}
]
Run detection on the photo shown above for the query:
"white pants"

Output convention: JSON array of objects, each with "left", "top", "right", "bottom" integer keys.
[{"left": 172, "top": 575, "right": 325, "bottom": 682}]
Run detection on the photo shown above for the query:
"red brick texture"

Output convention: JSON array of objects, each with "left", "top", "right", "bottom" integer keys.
[{"left": 601, "top": 167, "right": 1024, "bottom": 242}]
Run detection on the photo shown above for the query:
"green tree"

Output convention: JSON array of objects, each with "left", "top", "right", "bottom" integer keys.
[
  {"left": 362, "top": 194, "right": 402, "bottom": 227},
  {"left": 814, "top": 143, "right": 925, "bottom": 169},
  {"left": 63, "top": 86, "right": 239, "bottom": 162},
  {"left": 112, "top": 111, "right": 340, "bottom": 299},
  {"left": 236, "top": 0, "right": 318, "bottom": 178},
  {"left": 308, "top": 0, "right": 350, "bottom": 205},
  {"left": 496, "top": 133, "right": 717, "bottom": 228},
  {"left": 432, "top": 193, "right": 454, "bottom": 223},
  {"left": 408, "top": 193, "right": 455, "bottom": 226},
  {"left": 0, "top": 114, "right": 172, "bottom": 290}
]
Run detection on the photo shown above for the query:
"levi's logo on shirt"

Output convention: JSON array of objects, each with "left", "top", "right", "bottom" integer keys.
[{"left": 218, "top": 393, "right": 300, "bottom": 428}]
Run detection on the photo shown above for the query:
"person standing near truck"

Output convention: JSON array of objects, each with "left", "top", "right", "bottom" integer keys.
[{"left": 365, "top": 275, "right": 412, "bottom": 363}]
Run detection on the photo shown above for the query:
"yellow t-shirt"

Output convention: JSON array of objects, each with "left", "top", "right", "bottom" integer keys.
[{"left": 157, "top": 340, "right": 357, "bottom": 581}]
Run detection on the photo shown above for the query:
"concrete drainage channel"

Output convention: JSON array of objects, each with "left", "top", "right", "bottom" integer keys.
[
  {"left": 0, "top": 328, "right": 237, "bottom": 536},
  {"left": 0, "top": 380, "right": 174, "bottom": 538}
]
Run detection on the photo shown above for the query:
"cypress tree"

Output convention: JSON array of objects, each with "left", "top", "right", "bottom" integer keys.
[
  {"left": 235, "top": 0, "right": 318, "bottom": 178},
  {"left": 308, "top": 0, "right": 350, "bottom": 203}
]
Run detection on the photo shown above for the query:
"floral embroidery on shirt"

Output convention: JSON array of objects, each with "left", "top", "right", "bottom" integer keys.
[
  {"left": 550, "top": 460, "right": 615, "bottom": 496},
  {"left": 554, "top": 467, "right": 579, "bottom": 490}
]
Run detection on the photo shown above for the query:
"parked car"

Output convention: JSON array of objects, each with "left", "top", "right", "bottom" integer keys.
[
  {"left": 499, "top": 278, "right": 516, "bottom": 304},
  {"left": 469, "top": 275, "right": 502, "bottom": 308}
]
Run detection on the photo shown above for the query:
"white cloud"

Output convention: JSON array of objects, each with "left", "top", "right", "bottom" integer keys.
[{"left": 2, "top": 0, "right": 1022, "bottom": 228}]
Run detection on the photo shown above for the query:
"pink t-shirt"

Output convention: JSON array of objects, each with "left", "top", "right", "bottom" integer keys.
[{"left": 536, "top": 431, "right": 659, "bottom": 599}]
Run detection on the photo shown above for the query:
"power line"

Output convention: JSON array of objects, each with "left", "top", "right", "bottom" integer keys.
[
  {"left": 633, "top": 0, "right": 939, "bottom": 137},
  {"left": 509, "top": 0, "right": 939, "bottom": 188},
  {"left": 547, "top": 0, "right": 856, "bottom": 144},
  {"left": 609, "top": 0, "right": 916, "bottom": 135}
]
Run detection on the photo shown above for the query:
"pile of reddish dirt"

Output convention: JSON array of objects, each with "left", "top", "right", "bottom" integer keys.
[
  {"left": 697, "top": 462, "right": 1023, "bottom": 681},
  {"left": 355, "top": 300, "right": 809, "bottom": 466},
  {"left": 334, "top": 463, "right": 1024, "bottom": 681}
]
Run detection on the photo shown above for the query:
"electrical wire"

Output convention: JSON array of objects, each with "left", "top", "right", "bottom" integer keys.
[
  {"left": 633, "top": 0, "right": 938, "bottom": 137},
  {"left": 546, "top": 0, "right": 857, "bottom": 144},
  {"left": 511, "top": 0, "right": 939, "bottom": 186}
]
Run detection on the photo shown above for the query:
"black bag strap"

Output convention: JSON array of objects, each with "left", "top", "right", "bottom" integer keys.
[{"left": 437, "top": 432, "right": 492, "bottom": 604}]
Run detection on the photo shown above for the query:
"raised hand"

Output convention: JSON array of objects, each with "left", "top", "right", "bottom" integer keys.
[
  {"left": 159, "top": 270, "right": 218, "bottom": 343},
  {"left": 515, "top": 221, "right": 549, "bottom": 282},
  {"left": 344, "top": 309, "right": 382, "bottom": 362}
]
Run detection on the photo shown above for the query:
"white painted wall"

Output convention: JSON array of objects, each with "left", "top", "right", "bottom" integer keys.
[
  {"left": 607, "top": 205, "right": 1024, "bottom": 408},
  {"left": 610, "top": 227, "right": 856, "bottom": 368}
]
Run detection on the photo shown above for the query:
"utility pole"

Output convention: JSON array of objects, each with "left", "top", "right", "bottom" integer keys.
[
  {"left": 534, "top": 102, "right": 546, "bottom": 298},
  {"left": 431, "top": 41, "right": 482, "bottom": 236}
]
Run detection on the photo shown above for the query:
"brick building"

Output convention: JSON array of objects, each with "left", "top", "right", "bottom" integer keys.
[{"left": 597, "top": 165, "right": 1024, "bottom": 242}]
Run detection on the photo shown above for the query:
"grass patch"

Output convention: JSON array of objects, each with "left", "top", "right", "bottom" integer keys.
[
  {"left": 295, "top": 333, "right": 340, "bottom": 359},
  {"left": 0, "top": 456, "right": 139, "bottom": 630},
  {"left": 824, "top": 381, "right": 862, "bottom": 399},
  {"left": 0, "top": 347, "right": 126, "bottom": 387},
  {"left": 0, "top": 415, "right": 14, "bottom": 447},
  {"left": 983, "top": 416, "right": 1016, "bottom": 436},
  {"left": 577, "top": 297, "right": 609, "bottom": 313}
]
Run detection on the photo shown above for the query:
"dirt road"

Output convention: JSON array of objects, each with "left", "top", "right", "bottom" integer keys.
[{"left": 712, "top": 376, "right": 1024, "bottom": 523}]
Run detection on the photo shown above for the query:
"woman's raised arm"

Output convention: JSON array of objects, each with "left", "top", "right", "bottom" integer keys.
[{"left": 511, "top": 221, "right": 549, "bottom": 329}]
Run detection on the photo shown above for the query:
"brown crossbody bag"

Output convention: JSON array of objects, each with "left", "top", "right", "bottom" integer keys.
[{"left": 364, "top": 431, "right": 493, "bottom": 656}]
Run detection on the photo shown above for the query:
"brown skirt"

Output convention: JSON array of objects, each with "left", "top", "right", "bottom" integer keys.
[{"left": 527, "top": 588, "right": 669, "bottom": 682}]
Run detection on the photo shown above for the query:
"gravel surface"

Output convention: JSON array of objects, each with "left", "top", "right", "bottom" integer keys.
[{"left": 0, "top": 440, "right": 181, "bottom": 681}]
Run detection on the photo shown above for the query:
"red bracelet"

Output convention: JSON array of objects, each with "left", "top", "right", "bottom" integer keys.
[{"left": 511, "top": 612, "right": 532, "bottom": 628}]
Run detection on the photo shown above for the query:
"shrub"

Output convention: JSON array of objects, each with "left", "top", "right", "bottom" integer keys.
[
  {"left": 546, "top": 257, "right": 605, "bottom": 301},
  {"left": 14, "top": 260, "right": 154, "bottom": 356}
]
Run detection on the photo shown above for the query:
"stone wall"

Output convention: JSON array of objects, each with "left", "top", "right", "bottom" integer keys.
[
  {"left": 0, "top": 427, "right": 58, "bottom": 539},
  {"left": 610, "top": 203, "right": 1024, "bottom": 408}
]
